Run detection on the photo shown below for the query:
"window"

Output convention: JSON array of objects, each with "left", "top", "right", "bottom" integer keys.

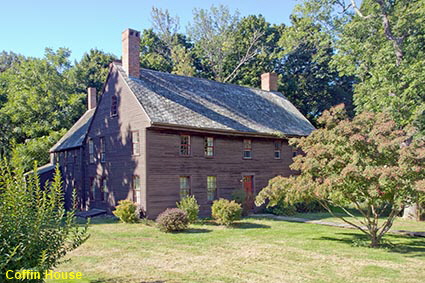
[
  {"left": 100, "top": 137, "right": 106, "bottom": 163},
  {"left": 204, "top": 137, "right": 214, "bottom": 157},
  {"left": 180, "top": 135, "right": 190, "bottom": 156},
  {"left": 89, "top": 177, "right": 95, "bottom": 201},
  {"left": 133, "top": 175, "right": 141, "bottom": 204},
  {"left": 73, "top": 151, "right": 77, "bottom": 164},
  {"left": 100, "top": 178, "right": 108, "bottom": 202},
  {"left": 111, "top": 95, "right": 118, "bottom": 117},
  {"left": 132, "top": 131, "right": 140, "bottom": 155},
  {"left": 207, "top": 176, "right": 217, "bottom": 201},
  {"left": 274, "top": 141, "right": 281, "bottom": 159},
  {"left": 88, "top": 139, "right": 95, "bottom": 164},
  {"left": 243, "top": 139, "right": 252, "bottom": 159},
  {"left": 179, "top": 176, "right": 191, "bottom": 199}
]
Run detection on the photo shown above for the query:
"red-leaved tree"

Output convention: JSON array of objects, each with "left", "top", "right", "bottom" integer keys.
[{"left": 256, "top": 105, "right": 425, "bottom": 247}]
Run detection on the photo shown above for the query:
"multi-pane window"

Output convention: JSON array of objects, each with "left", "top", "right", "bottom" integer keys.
[
  {"left": 133, "top": 175, "right": 141, "bottom": 204},
  {"left": 243, "top": 139, "right": 252, "bottom": 159},
  {"left": 179, "top": 176, "right": 191, "bottom": 199},
  {"left": 111, "top": 95, "right": 118, "bottom": 117},
  {"left": 207, "top": 176, "right": 217, "bottom": 201},
  {"left": 132, "top": 131, "right": 140, "bottom": 155},
  {"left": 274, "top": 141, "right": 281, "bottom": 159},
  {"left": 180, "top": 135, "right": 191, "bottom": 156},
  {"left": 100, "top": 137, "right": 106, "bottom": 163},
  {"left": 88, "top": 139, "right": 95, "bottom": 164},
  {"left": 204, "top": 137, "right": 214, "bottom": 157},
  {"left": 89, "top": 177, "right": 95, "bottom": 201},
  {"left": 100, "top": 178, "right": 108, "bottom": 202}
]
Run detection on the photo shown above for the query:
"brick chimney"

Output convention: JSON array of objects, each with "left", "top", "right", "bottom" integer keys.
[
  {"left": 88, "top": 87, "right": 96, "bottom": 110},
  {"left": 261, "top": 72, "right": 278, "bottom": 91},
  {"left": 122, "top": 28, "right": 141, "bottom": 78}
]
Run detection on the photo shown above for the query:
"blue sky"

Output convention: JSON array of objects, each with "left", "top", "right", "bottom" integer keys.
[{"left": 0, "top": 0, "right": 299, "bottom": 62}]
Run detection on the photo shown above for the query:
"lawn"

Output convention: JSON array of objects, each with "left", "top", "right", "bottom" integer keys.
[
  {"left": 49, "top": 217, "right": 425, "bottom": 283},
  {"left": 292, "top": 212, "right": 425, "bottom": 232}
]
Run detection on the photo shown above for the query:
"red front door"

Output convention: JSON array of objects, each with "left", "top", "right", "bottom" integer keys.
[{"left": 243, "top": 176, "right": 254, "bottom": 211}]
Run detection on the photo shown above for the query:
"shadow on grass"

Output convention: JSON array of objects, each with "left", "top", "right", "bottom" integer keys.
[
  {"left": 76, "top": 216, "right": 119, "bottom": 225},
  {"left": 233, "top": 222, "right": 271, "bottom": 229},
  {"left": 181, "top": 228, "right": 212, "bottom": 233},
  {"left": 318, "top": 232, "right": 425, "bottom": 257}
]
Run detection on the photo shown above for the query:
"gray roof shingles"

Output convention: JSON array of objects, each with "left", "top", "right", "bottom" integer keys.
[
  {"left": 51, "top": 65, "right": 314, "bottom": 152},
  {"left": 50, "top": 109, "right": 95, "bottom": 152},
  {"left": 119, "top": 64, "right": 314, "bottom": 136}
]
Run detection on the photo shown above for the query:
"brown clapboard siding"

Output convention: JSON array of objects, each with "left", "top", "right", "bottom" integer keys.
[
  {"left": 145, "top": 128, "right": 298, "bottom": 218},
  {"left": 85, "top": 65, "right": 150, "bottom": 214}
]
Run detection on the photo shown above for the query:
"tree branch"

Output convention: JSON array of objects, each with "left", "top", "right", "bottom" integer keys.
[
  {"left": 375, "top": 0, "right": 405, "bottom": 65},
  {"left": 350, "top": 0, "right": 373, "bottom": 19},
  {"left": 223, "top": 30, "right": 265, "bottom": 83}
]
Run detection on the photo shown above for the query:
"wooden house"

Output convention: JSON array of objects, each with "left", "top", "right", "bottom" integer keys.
[{"left": 46, "top": 28, "right": 315, "bottom": 218}]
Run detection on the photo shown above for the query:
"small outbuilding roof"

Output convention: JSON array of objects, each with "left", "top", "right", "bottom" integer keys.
[{"left": 50, "top": 109, "right": 95, "bottom": 152}]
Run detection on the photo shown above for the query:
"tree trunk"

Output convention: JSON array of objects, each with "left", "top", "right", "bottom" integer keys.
[
  {"left": 370, "top": 230, "right": 381, "bottom": 248},
  {"left": 403, "top": 203, "right": 420, "bottom": 221}
]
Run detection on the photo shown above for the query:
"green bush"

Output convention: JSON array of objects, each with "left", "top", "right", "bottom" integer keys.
[
  {"left": 295, "top": 201, "right": 325, "bottom": 213},
  {"left": 113, "top": 200, "right": 139, "bottom": 223},
  {"left": 156, "top": 208, "right": 189, "bottom": 232},
  {"left": 177, "top": 195, "right": 199, "bottom": 223},
  {"left": 231, "top": 189, "right": 246, "bottom": 204},
  {"left": 0, "top": 162, "right": 88, "bottom": 283},
  {"left": 211, "top": 198, "right": 242, "bottom": 226},
  {"left": 266, "top": 203, "right": 296, "bottom": 216}
]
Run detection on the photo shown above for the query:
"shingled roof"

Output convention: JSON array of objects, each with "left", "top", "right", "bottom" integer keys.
[
  {"left": 50, "top": 109, "right": 95, "bottom": 152},
  {"left": 118, "top": 63, "right": 315, "bottom": 136}
]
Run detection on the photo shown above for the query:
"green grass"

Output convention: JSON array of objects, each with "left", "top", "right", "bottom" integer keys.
[
  {"left": 49, "top": 217, "right": 425, "bottom": 283},
  {"left": 293, "top": 212, "right": 425, "bottom": 232}
]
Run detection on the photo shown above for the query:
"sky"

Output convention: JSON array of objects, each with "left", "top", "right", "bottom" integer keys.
[{"left": 0, "top": 0, "right": 299, "bottom": 62}]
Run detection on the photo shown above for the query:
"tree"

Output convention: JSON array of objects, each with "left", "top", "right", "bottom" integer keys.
[
  {"left": 278, "top": 15, "right": 354, "bottom": 122},
  {"left": 229, "top": 15, "right": 284, "bottom": 87},
  {"left": 188, "top": 5, "right": 240, "bottom": 82},
  {"left": 140, "top": 8, "right": 195, "bottom": 76},
  {"left": 0, "top": 161, "right": 88, "bottom": 282},
  {"left": 0, "top": 51, "right": 21, "bottom": 74},
  {"left": 296, "top": 0, "right": 425, "bottom": 134},
  {"left": 69, "top": 49, "right": 116, "bottom": 94},
  {"left": 256, "top": 105, "right": 425, "bottom": 247},
  {"left": 0, "top": 48, "right": 86, "bottom": 168}
]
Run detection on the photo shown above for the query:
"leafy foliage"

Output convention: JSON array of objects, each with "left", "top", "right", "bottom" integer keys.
[
  {"left": 211, "top": 198, "right": 242, "bottom": 226},
  {"left": 113, "top": 200, "right": 139, "bottom": 223},
  {"left": 156, "top": 208, "right": 189, "bottom": 232},
  {"left": 0, "top": 162, "right": 88, "bottom": 282},
  {"left": 69, "top": 49, "right": 116, "bottom": 94},
  {"left": 176, "top": 195, "right": 200, "bottom": 223},
  {"left": 256, "top": 105, "right": 425, "bottom": 247}
]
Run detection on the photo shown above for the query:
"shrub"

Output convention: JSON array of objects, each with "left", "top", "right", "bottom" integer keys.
[
  {"left": 113, "top": 200, "right": 139, "bottom": 223},
  {"left": 0, "top": 162, "right": 88, "bottom": 282},
  {"left": 266, "top": 202, "right": 296, "bottom": 216},
  {"left": 176, "top": 195, "right": 199, "bottom": 223},
  {"left": 156, "top": 208, "right": 189, "bottom": 232},
  {"left": 295, "top": 201, "right": 325, "bottom": 213},
  {"left": 231, "top": 189, "right": 246, "bottom": 204},
  {"left": 211, "top": 198, "right": 242, "bottom": 226}
]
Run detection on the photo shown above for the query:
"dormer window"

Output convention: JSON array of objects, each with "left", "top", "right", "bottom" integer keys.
[{"left": 111, "top": 95, "right": 118, "bottom": 117}]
